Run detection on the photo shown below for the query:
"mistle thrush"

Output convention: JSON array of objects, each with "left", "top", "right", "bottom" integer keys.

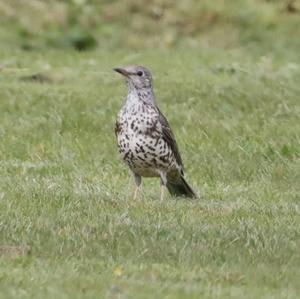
[{"left": 114, "top": 65, "right": 197, "bottom": 200}]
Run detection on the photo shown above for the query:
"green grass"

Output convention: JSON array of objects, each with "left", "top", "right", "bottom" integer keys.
[{"left": 0, "top": 1, "right": 300, "bottom": 298}]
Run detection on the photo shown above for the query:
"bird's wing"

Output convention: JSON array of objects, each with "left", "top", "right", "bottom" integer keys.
[{"left": 157, "top": 107, "right": 184, "bottom": 172}]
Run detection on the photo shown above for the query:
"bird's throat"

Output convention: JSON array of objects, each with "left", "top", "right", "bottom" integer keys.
[{"left": 126, "top": 85, "right": 155, "bottom": 106}]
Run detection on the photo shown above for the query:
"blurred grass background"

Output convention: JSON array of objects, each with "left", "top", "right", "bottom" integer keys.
[{"left": 0, "top": 0, "right": 300, "bottom": 53}]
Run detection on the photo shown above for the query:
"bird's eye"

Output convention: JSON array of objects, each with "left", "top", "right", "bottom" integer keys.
[{"left": 137, "top": 71, "right": 143, "bottom": 76}]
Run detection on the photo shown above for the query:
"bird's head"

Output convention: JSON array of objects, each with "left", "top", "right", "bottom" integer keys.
[{"left": 114, "top": 65, "right": 153, "bottom": 91}]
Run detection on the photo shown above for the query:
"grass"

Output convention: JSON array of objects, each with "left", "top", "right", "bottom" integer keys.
[{"left": 0, "top": 1, "right": 300, "bottom": 298}]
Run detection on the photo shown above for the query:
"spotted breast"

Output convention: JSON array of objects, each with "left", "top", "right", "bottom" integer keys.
[{"left": 115, "top": 101, "right": 178, "bottom": 177}]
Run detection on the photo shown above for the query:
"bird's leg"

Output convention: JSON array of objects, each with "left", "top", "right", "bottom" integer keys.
[
  {"left": 160, "top": 185, "right": 166, "bottom": 201},
  {"left": 133, "top": 187, "right": 138, "bottom": 200},
  {"left": 159, "top": 172, "right": 167, "bottom": 201},
  {"left": 133, "top": 173, "right": 142, "bottom": 200}
]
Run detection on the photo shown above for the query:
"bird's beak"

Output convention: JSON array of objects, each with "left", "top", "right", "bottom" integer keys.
[{"left": 114, "top": 67, "right": 130, "bottom": 77}]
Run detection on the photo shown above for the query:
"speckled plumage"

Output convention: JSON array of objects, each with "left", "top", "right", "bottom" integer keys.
[
  {"left": 114, "top": 65, "right": 197, "bottom": 199},
  {"left": 116, "top": 100, "right": 178, "bottom": 177}
]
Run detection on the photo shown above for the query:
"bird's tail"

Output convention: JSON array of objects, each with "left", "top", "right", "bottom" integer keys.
[{"left": 166, "top": 174, "right": 197, "bottom": 199}]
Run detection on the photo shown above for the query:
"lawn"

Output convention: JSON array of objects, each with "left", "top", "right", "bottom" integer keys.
[{"left": 0, "top": 1, "right": 300, "bottom": 299}]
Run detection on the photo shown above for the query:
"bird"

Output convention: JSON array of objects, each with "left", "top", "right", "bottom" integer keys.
[{"left": 114, "top": 65, "right": 197, "bottom": 200}]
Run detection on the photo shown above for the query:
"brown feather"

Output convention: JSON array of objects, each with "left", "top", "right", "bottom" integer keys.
[{"left": 157, "top": 108, "right": 184, "bottom": 172}]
